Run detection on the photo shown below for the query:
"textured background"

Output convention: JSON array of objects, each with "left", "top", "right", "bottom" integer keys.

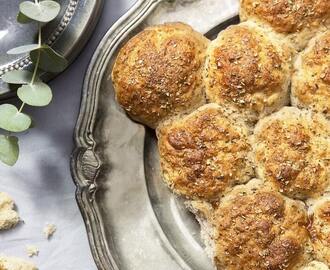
[{"left": 0, "top": 0, "right": 135, "bottom": 269}]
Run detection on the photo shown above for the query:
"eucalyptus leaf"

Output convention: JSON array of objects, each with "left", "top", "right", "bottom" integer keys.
[
  {"left": 20, "top": 0, "right": 60, "bottom": 23},
  {"left": 17, "top": 11, "right": 33, "bottom": 24},
  {"left": 7, "top": 44, "right": 39, "bottom": 55},
  {"left": 0, "top": 104, "right": 31, "bottom": 132},
  {"left": 17, "top": 82, "right": 52, "bottom": 107},
  {"left": 30, "top": 45, "right": 68, "bottom": 73},
  {"left": 2, "top": 70, "right": 33, "bottom": 84},
  {"left": 0, "top": 135, "right": 19, "bottom": 166}
]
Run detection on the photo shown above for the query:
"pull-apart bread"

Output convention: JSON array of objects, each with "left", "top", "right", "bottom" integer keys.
[
  {"left": 157, "top": 104, "right": 254, "bottom": 201},
  {"left": 111, "top": 22, "right": 209, "bottom": 129},
  {"left": 240, "top": 0, "right": 330, "bottom": 50},
  {"left": 112, "top": 16, "right": 330, "bottom": 270},
  {"left": 203, "top": 21, "right": 294, "bottom": 125},
  {"left": 189, "top": 179, "right": 313, "bottom": 270},
  {"left": 253, "top": 107, "right": 330, "bottom": 200},
  {"left": 291, "top": 31, "right": 330, "bottom": 118}
]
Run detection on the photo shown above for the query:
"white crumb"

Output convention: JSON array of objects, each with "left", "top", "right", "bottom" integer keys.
[
  {"left": 0, "top": 192, "right": 20, "bottom": 230},
  {"left": 0, "top": 255, "right": 38, "bottom": 270},
  {"left": 43, "top": 223, "right": 56, "bottom": 239},
  {"left": 25, "top": 245, "right": 39, "bottom": 258}
]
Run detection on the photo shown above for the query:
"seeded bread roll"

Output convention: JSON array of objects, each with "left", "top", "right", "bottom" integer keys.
[
  {"left": 111, "top": 22, "right": 209, "bottom": 129},
  {"left": 240, "top": 0, "right": 330, "bottom": 50},
  {"left": 291, "top": 31, "right": 330, "bottom": 118},
  {"left": 157, "top": 103, "right": 254, "bottom": 201},
  {"left": 308, "top": 196, "right": 330, "bottom": 266},
  {"left": 204, "top": 21, "right": 294, "bottom": 125},
  {"left": 253, "top": 107, "right": 330, "bottom": 200},
  {"left": 189, "top": 179, "right": 313, "bottom": 270}
]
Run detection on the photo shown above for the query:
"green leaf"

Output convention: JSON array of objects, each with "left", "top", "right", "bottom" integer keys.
[
  {"left": 17, "top": 82, "right": 52, "bottom": 107},
  {"left": 20, "top": 0, "right": 60, "bottom": 23},
  {"left": 30, "top": 45, "right": 68, "bottom": 73},
  {"left": 17, "top": 11, "right": 33, "bottom": 24},
  {"left": 7, "top": 44, "right": 39, "bottom": 55},
  {"left": 0, "top": 135, "right": 19, "bottom": 166},
  {"left": 0, "top": 104, "right": 31, "bottom": 132},
  {"left": 2, "top": 70, "right": 33, "bottom": 84}
]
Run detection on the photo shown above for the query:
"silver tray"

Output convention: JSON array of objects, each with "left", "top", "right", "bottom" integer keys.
[
  {"left": 71, "top": 0, "right": 239, "bottom": 269},
  {"left": 0, "top": 0, "right": 103, "bottom": 100}
]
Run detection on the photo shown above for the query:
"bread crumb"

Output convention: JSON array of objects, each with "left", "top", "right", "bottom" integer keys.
[
  {"left": 43, "top": 223, "right": 56, "bottom": 239},
  {"left": 0, "top": 255, "right": 37, "bottom": 270},
  {"left": 0, "top": 192, "right": 20, "bottom": 230},
  {"left": 25, "top": 245, "right": 39, "bottom": 257},
  {"left": 302, "top": 261, "right": 329, "bottom": 270}
]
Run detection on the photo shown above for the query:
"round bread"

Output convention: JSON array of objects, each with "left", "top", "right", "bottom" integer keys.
[
  {"left": 157, "top": 103, "right": 254, "bottom": 201},
  {"left": 111, "top": 22, "right": 209, "bottom": 129},
  {"left": 309, "top": 196, "right": 330, "bottom": 266},
  {"left": 253, "top": 107, "right": 330, "bottom": 200},
  {"left": 203, "top": 21, "right": 293, "bottom": 125},
  {"left": 240, "top": 0, "right": 330, "bottom": 50},
  {"left": 291, "top": 31, "right": 330, "bottom": 118},
  {"left": 190, "top": 179, "right": 312, "bottom": 270}
]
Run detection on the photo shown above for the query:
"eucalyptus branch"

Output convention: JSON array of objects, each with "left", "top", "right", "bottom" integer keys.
[
  {"left": 0, "top": 0, "right": 67, "bottom": 166},
  {"left": 31, "top": 24, "right": 41, "bottom": 84}
]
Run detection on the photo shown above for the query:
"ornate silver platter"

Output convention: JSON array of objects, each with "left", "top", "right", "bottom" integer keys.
[
  {"left": 0, "top": 0, "right": 103, "bottom": 100},
  {"left": 71, "top": 0, "right": 239, "bottom": 269}
]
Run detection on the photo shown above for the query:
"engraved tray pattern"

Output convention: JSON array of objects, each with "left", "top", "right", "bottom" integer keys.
[{"left": 71, "top": 1, "right": 239, "bottom": 269}]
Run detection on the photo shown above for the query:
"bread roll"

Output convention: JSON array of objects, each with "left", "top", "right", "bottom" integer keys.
[
  {"left": 291, "top": 31, "right": 330, "bottom": 118},
  {"left": 189, "top": 179, "right": 312, "bottom": 270},
  {"left": 253, "top": 107, "right": 330, "bottom": 200},
  {"left": 240, "top": 0, "right": 330, "bottom": 50},
  {"left": 112, "top": 22, "right": 209, "bottom": 129},
  {"left": 157, "top": 103, "right": 254, "bottom": 201},
  {"left": 204, "top": 21, "right": 293, "bottom": 125},
  {"left": 309, "top": 196, "right": 330, "bottom": 266}
]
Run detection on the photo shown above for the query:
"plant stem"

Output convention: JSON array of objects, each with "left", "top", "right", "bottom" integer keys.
[
  {"left": 18, "top": 102, "right": 25, "bottom": 113},
  {"left": 21, "top": 11, "right": 41, "bottom": 116},
  {"left": 38, "top": 22, "right": 41, "bottom": 46},
  {"left": 31, "top": 23, "right": 41, "bottom": 84}
]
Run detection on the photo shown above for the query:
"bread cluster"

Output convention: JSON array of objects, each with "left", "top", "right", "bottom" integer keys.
[{"left": 111, "top": 2, "right": 330, "bottom": 269}]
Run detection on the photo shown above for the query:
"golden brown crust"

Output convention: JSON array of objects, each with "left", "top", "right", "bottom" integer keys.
[
  {"left": 291, "top": 31, "right": 330, "bottom": 118},
  {"left": 240, "top": 0, "right": 330, "bottom": 49},
  {"left": 111, "top": 22, "right": 209, "bottom": 128},
  {"left": 204, "top": 21, "right": 293, "bottom": 124},
  {"left": 157, "top": 104, "right": 254, "bottom": 201},
  {"left": 198, "top": 179, "right": 312, "bottom": 270},
  {"left": 309, "top": 198, "right": 330, "bottom": 265},
  {"left": 253, "top": 107, "right": 330, "bottom": 200}
]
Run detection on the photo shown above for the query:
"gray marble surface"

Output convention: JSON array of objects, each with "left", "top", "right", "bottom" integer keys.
[{"left": 0, "top": 0, "right": 135, "bottom": 269}]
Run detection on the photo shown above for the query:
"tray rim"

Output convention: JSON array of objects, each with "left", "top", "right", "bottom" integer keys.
[
  {"left": 71, "top": 0, "right": 240, "bottom": 268},
  {"left": 0, "top": 0, "right": 104, "bottom": 101},
  {"left": 70, "top": 1, "right": 166, "bottom": 269}
]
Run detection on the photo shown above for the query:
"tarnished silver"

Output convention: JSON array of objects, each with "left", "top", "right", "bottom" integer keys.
[
  {"left": 0, "top": 0, "right": 103, "bottom": 99},
  {"left": 71, "top": 0, "right": 239, "bottom": 269}
]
